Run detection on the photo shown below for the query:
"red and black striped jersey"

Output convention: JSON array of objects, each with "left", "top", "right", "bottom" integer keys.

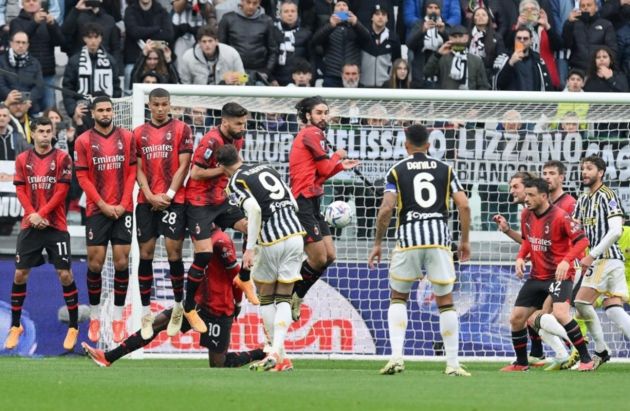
[
  {"left": 134, "top": 119, "right": 193, "bottom": 204},
  {"left": 185, "top": 127, "right": 244, "bottom": 206},
  {"left": 14, "top": 148, "right": 72, "bottom": 231},
  {"left": 74, "top": 127, "right": 136, "bottom": 217}
]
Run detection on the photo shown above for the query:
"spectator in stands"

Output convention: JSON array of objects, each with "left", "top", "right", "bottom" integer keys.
[
  {"left": 4, "top": 91, "right": 32, "bottom": 143},
  {"left": 494, "top": 26, "right": 552, "bottom": 91},
  {"left": 43, "top": 107, "right": 75, "bottom": 154},
  {"left": 340, "top": 62, "right": 362, "bottom": 87},
  {"left": 602, "top": 0, "right": 630, "bottom": 80},
  {"left": 178, "top": 25, "right": 245, "bottom": 85},
  {"left": 10, "top": 0, "right": 64, "bottom": 111},
  {"left": 553, "top": 69, "right": 589, "bottom": 130},
  {"left": 360, "top": 3, "right": 401, "bottom": 88},
  {"left": 0, "top": 104, "right": 29, "bottom": 160},
  {"left": 404, "top": 0, "right": 460, "bottom": 38},
  {"left": 562, "top": 0, "right": 617, "bottom": 72},
  {"left": 547, "top": 0, "right": 574, "bottom": 89},
  {"left": 584, "top": 45, "right": 628, "bottom": 91},
  {"left": 123, "top": 0, "right": 174, "bottom": 92},
  {"left": 406, "top": 0, "right": 448, "bottom": 88},
  {"left": 0, "top": 31, "right": 43, "bottom": 114},
  {"left": 171, "top": 0, "right": 213, "bottom": 64},
  {"left": 311, "top": 0, "right": 370, "bottom": 87},
  {"left": 64, "top": 0, "right": 123, "bottom": 22},
  {"left": 424, "top": 25, "right": 490, "bottom": 89},
  {"left": 286, "top": 57, "right": 313, "bottom": 86},
  {"left": 62, "top": 23, "right": 121, "bottom": 118},
  {"left": 61, "top": 0, "right": 121, "bottom": 70},
  {"left": 219, "top": 0, "right": 278, "bottom": 85},
  {"left": 350, "top": 0, "right": 397, "bottom": 34},
  {"left": 188, "top": 106, "right": 212, "bottom": 146},
  {"left": 491, "top": 0, "right": 555, "bottom": 45},
  {"left": 272, "top": 0, "right": 311, "bottom": 86},
  {"left": 461, "top": 0, "right": 497, "bottom": 26},
  {"left": 467, "top": 6, "right": 505, "bottom": 81},
  {"left": 130, "top": 40, "right": 180, "bottom": 84},
  {"left": 139, "top": 70, "right": 163, "bottom": 83},
  {"left": 384, "top": 58, "right": 411, "bottom": 88}
]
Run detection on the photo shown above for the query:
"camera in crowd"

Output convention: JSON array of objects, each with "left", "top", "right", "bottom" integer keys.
[{"left": 428, "top": 13, "right": 439, "bottom": 22}]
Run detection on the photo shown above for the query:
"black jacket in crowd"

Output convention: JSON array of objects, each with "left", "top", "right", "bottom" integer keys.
[
  {"left": 10, "top": 10, "right": 64, "bottom": 76},
  {"left": 123, "top": 0, "right": 174, "bottom": 65},
  {"left": 311, "top": 20, "right": 371, "bottom": 79}
]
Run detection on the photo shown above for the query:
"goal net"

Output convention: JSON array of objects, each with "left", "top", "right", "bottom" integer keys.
[{"left": 100, "top": 85, "right": 630, "bottom": 360}]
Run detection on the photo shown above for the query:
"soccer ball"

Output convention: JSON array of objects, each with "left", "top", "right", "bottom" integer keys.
[{"left": 324, "top": 201, "right": 353, "bottom": 228}]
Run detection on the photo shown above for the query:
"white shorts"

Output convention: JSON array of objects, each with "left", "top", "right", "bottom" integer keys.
[
  {"left": 389, "top": 247, "right": 455, "bottom": 296},
  {"left": 582, "top": 259, "right": 628, "bottom": 301},
  {"left": 251, "top": 235, "right": 304, "bottom": 284}
]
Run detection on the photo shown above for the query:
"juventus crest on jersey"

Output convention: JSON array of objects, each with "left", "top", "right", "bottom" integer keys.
[
  {"left": 385, "top": 152, "right": 463, "bottom": 249},
  {"left": 227, "top": 164, "right": 304, "bottom": 245}
]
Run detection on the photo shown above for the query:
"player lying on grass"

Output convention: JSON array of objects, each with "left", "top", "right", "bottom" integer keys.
[
  {"left": 501, "top": 178, "right": 593, "bottom": 372},
  {"left": 82, "top": 227, "right": 265, "bottom": 368}
]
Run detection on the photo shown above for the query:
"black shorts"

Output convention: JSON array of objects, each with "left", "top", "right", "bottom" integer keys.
[
  {"left": 86, "top": 212, "right": 133, "bottom": 246},
  {"left": 186, "top": 202, "right": 245, "bottom": 240},
  {"left": 296, "top": 195, "right": 331, "bottom": 244},
  {"left": 136, "top": 203, "right": 187, "bottom": 243},
  {"left": 548, "top": 280, "right": 574, "bottom": 304},
  {"left": 514, "top": 278, "right": 554, "bottom": 308},
  {"left": 163, "top": 307, "right": 233, "bottom": 353},
  {"left": 15, "top": 227, "right": 71, "bottom": 270}
]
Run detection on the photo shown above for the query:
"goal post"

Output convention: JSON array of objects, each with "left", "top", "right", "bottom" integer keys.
[{"left": 101, "top": 85, "right": 630, "bottom": 360}]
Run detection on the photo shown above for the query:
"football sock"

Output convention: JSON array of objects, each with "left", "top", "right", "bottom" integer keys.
[
  {"left": 224, "top": 349, "right": 265, "bottom": 367},
  {"left": 105, "top": 331, "right": 155, "bottom": 363},
  {"left": 62, "top": 282, "right": 79, "bottom": 329},
  {"left": 184, "top": 252, "right": 212, "bottom": 310},
  {"left": 527, "top": 325, "right": 543, "bottom": 357},
  {"left": 576, "top": 316, "right": 588, "bottom": 337},
  {"left": 575, "top": 302, "right": 608, "bottom": 352},
  {"left": 273, "top": 295, "right": 292, "bottom": 355},
  {"left": 260, "top": 295, "right": 276, "bottom": 346},
  {"left": 10, "top": 282, "right": 26, "bottom": 327},
  {"left": 511, "top": 328, "right": 528, "bottom": 365},
  {"left": 138, "top": 259, "right": 154, "bottom": 307},
  {"left": 86, "top": 269, "right": 102, "bottom": 306},
  {"left": 540, "top": 314, "right": 569, "bottom": 340},
  {"left": 563, "top": 319, "right": 591, "bottom": 363},
  {"left": 388, "top": 300, "right": 407, "bottom": 359},
  {"left": 293, "top": 261, "right": 323, "bottom": 298},
  {"left": 538, "top": 329, "right": 567, "bottom": 359},
  {"left": 605, "top": 305, "right": 630, "bottom": 339},
  {"left": 113, "top": 269, "right": 129, "bottom": 309},
  {"left": 439, "top": 305, "right": 459, "bottom": 368},
  {"left": 169, "top": 259, "right": 185, "bottom": 303}
]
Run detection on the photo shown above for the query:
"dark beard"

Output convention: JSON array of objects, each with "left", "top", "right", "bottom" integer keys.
[
  {"left": 96, "top": 118, "right": 112, "bottom": 128},
  {"left": 311, "top": 119, "right": 327, "bottom": 130}
]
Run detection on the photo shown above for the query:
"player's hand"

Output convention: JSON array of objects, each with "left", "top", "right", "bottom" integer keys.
[
  {"left": 509, "top": 50, "right": 525, "bottom": 66},
  {"left": 341, "top": 159, "right": 360, "bottom": 170},
  {"left": 334, "top": 149, "right": 348, "bottom": 159},
  {"left": 149, "top": 193, "right": 170, "bottom": 210},
  {"left": 492, "top": 214, "right": 510, "bottom": 233},
  {"left": 114, "top": 205, "right": 126, "bottom": 218},
  {"left": 458, "top": 241, "right": 471, "bottom": 262},
  {"left": 515, "top": 258, "right": 526, "bottom": 279},
  {"left": 555, "top": 260, "right": 570, "bottom": 281},
  {"left": 242, "top": 249, "right": 255, "bottom": 269},
  {"left": 28, "top": 213, "right": 45, "bottom": 229},
  {"left": 99, "top": 202, "right": 119, "bottom": 219},
  {"left": 580, "top": 255, "right": 594, "bottom": 272},
  {"left": 368, "top": 244, "right": 382, "bottom": 269}
]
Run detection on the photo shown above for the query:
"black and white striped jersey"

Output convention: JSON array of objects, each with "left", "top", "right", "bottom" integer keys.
[
  {"left": 573, "top": 184, "right": 625, "bottom": 261},
  {"left": 227, "top": 164, "right": 304, "bottom": 245},
  {"left": 385, "top": 152, "right": 463, "bottom": 250}
]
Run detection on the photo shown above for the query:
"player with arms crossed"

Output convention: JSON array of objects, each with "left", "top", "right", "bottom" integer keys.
[
  {"left": 82, "top": 227, "right": 266, "bottom": 368},
  {"left": 501, "top": 178, "right": 593, "bottom": 371},
  {"left": 4, "top": 118, "right": 78, "bottom": 351},
  {"left": 181, "top": 102, "right": 258, "bottom": 338},
  {"left": 74, "top": 96, "right": 137, "bottom": 343},
  {"left": 368, "top": 124, "right": 471, "bottom": 376},
  {"left": 573, "top": 155, "right": 630, "bottom": 369},
  {"left": 219, "top": 144, "right": 305, "bottom": 372},
  {"left": 289, "top": 96, "right": 359, "bottom": 320},
  {"left": 134, "top": 88, "right": 193, "bottom": 339}
]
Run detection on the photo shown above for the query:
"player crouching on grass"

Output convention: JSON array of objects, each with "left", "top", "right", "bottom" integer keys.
[
  {"left": 502, "top": 178, "right": 594, "bottom": 372},
  {"left": 82, "top": 227, "right": 265, "bottom": 368},
  {"left": 219, "top": 144, "right": 306, "bottom": 372},
  {"left": 4, "top": 118, "right": 79, "bottom": 351}
]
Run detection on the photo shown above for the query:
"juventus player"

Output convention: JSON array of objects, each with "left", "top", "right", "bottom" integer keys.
[
  {"left": 134, "top": 88, "right": 194, "bottom": 339},
  {"left": 218, "top": 144, "right": 305, "bottom": 372},
  {"left": 75, "top": 96, "right": 137, "bottom": 343},
  {"left": 289, "top": 96, "right": 359, "bottom": 320},
  {"left": 573, "top": 155, "right": 630, "bottom": 369},
  {"left": 4, "top": 118, "right": 78, "bottom": 351},
  {"left": 181, "top": 102, "right": 257, "bottom": 336},
  {"left": 368, "top": 124, "right": 471, "bottom": 376}
]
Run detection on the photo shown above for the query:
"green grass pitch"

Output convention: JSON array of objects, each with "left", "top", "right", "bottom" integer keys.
[{"left": 2, "top": 357, "right": 629, "bottom": 411}]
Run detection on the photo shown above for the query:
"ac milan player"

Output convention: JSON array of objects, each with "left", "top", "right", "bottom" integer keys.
[
  {"left": 501, "top": 178, "right": 593, "bottom": 372},
  {"left": 4, "top": 118, "right": 79, "bottom": 351},
  {"left": 288, "top": 96, "right": 360, "bottom": 321},
  {"left": 82, "top": 227, "right": 266, "bottom": 369},
  {"left": 134, "top": 88, "right": 193, "bottom": 340},
  {"left": 179, "top": 102, "right": 258, "bottom": 338},
  {"left": 75, "top": 96, "right": 137, "bottom": 344}
]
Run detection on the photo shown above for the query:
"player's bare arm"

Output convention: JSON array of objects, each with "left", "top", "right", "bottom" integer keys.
[
  {"left": 162, "top": 152, "right": 191, "bottom": 203},
  {"left": 493, "top": 214, "right": 522, "bottom": 244},
  {"left": 453, "top": 191, "right": 471, "bottom": 262},
  {"left": 190, "top": 164, "right": 226, "bottom": 180},
  {"left": 368, "top": 191, "right": 396, "bottom": 269}
]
